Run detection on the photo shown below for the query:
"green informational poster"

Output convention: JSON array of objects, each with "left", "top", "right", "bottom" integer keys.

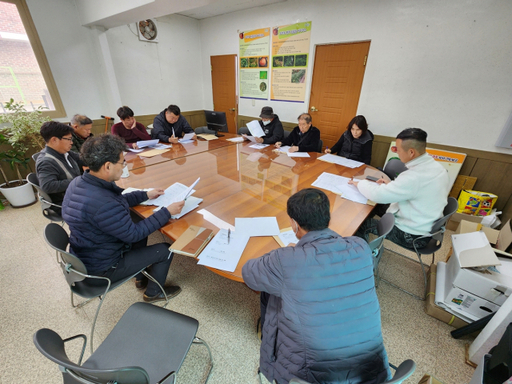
[
  {"left": 239, "top": 28, "right": 270, "bottom": 100},
  {"left": 271, "top": 21, "right": 312, "bottom": 102}
]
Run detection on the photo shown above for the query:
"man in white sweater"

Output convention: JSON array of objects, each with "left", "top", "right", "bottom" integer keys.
[{"left": 349, "top": 128, "right": 450, "bottom": 249}]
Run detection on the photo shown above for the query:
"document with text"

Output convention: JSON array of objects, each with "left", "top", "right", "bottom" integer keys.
[{"left": 197, "top": 229, "right": 250, "bottom": 272}]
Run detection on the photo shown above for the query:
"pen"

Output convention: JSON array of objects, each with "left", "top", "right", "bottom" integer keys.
[{"left": 227, "top": 229, "right": 231, "bottom": 244}]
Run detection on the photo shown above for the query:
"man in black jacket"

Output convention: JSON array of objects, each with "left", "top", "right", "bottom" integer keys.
[
  {"left": 253, "top": 106, "right": 284, "bottom": 144},
  {"left": 36, "top": 121, "right": 83, "bottom": 212},
  {"left": 152, "top": 104, "right": 196, "bottom": 143}
]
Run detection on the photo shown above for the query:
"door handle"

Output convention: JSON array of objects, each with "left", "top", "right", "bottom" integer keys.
[
  {"left": 310, "top": 106, "right": 318, "bottom": 112},
  {"left": 229, "top": 108, "right": 236, "bottom": 111}
]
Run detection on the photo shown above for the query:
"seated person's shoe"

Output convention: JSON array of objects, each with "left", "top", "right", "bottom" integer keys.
[
  {"left": 143, "top": 285, "right": 181, "bottom": 303},
  {"left": 135, "top": 276, "right": 148, "bottom": 290}
]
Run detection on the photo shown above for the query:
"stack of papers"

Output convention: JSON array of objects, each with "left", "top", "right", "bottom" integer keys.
[
  {"left": 179, "top": 133, "right": 195, "bottom": 143},
  {"left": 312, "top": 172, "right": 368, "bottom": 204},
  {"left": 227, "top": 136, "right": 244, "bottom": 143},
  {"left": 317, "top": 154, "right": 364, "bottom": 168},
  {"left": 249, "top": 143, "right": 269, "bottom": 149},
  {"left": 246, "top": 120, "right": 265, "bottom": 137},
  {"left": 197, "top": 134, "right": 218, "bottom": 141}
]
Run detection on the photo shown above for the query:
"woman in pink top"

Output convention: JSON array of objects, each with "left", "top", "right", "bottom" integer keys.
[{"left": 111, "top": 106, "right": 151, "bottom": 149}]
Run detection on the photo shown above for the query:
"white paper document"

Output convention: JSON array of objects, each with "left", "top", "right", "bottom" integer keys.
[
  {"left": 182, "top": 133, "right": 195, "bottom": 141},
  {"left": 288, "top": 152, "right": 310, "bottom": 158},
  {"left": 278, "top": 230, "right": 299, "bottom": 247},
  {"left": 141, "top": 182, "right": 193, "bottom": 207},
  {"left": 317, "top": 154, "right": 364, "bottom": 168},
  {"left": 242, "top": 134, "right": 258, "bottom": 143},
  {"left": 137, "top": 139, "right": 159, "bottom": 148},
  {"left": 177, "top": 177, "right": 200, "bottom": 201},
  {"left": 334, "top": 184, "right": 368, "bottom": 204},
  {"left": 127, "top": 147, "right": 144, "bottom": 153},
  {"left": 171, "top": 196, "right": 203, "bottom": 219},
  {"left": 197, "top": 229, "right": 250, "bottom": 272},
  {"left": 153, "top": 143, "right": 172, "bottom": 149},
  {"left": 197, "top": 209, "right": 236, "bottom": 231},
  {"left": 121, "top": 187, "right": 153, "bottom": 195},
  {"left": 249, "top": 143, "right": 269, "bottom": 149},
  {"left": 311, "top": 172, "right": 368, "bottom": 204},
  {"left": 246, "top": 120, "right": 265, "bottom": 137},
  {"left": 121, "top": 165, "right": 130, "bottom": 178},
  {"left": 227, "top": 137, "right": 245, "bottom": 143},
  {"left": 235, "top": 217, "right": 280, "bottom": 237}
]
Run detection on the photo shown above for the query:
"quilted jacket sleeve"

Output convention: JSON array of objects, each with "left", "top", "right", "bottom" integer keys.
[{"left": 242, "top": 249, "right": 284, "bottom": 297}]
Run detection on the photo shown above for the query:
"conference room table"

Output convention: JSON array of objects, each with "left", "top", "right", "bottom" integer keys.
[{"left": 116, "top": 135, "right": 376, "bottom": 282}]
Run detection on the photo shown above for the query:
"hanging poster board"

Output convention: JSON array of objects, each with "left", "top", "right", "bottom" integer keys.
[
  {"left": 270, "top": 21, "right": 312, "bottom": 102},
  {"left": 239, "top": 28, "right": 270, "bottom": 100}
]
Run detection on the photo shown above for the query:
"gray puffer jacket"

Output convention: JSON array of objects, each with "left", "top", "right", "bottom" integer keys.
[{"left": 242, "top": 228, "right": 390, "bottom": 384}]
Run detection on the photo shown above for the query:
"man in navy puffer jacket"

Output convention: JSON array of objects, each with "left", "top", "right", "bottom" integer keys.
[{"left": 62, "top": 134, "right": 184, "bottom": 302}]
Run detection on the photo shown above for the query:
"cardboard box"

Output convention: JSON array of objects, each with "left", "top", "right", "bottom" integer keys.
[
  {"left": 456, "top": 219, "right": 512, "bottom": 253},
  {"left": 446, "top": 232, "right": 512, "bottom": 307},
  {"left": 447, "top": 212, "right": 484, "bottom": 231},
  {"left": 425, "top": 264, "right": 469, "bottom": 328},
  {"left": 418, "top": 374, "right": 444, "bottom": 384}
]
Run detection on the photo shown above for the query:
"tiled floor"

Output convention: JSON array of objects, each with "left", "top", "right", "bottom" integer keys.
[{"left": 0, "top": 202, "right": 476, "bottom": 383}]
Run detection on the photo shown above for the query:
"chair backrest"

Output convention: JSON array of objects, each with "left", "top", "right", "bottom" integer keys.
[
  {"left": 195, "top": 126, "right": 215, "bottom": 134},
  {"left": 383, "top": 359, "right": 416, "bottom": 384},
  {"left": 317, "top": 139, "right": 323, "bottom": 153},
  {"left": 283, "top": 129, "right": 291, "bottom": 139},
  {"left": 383, "top": 159, "right": 407, "bottom": 180},
  {"left": 32, "top": 151, "right": 42, "bottom": 162},
  {"left": 369, "top": 213, "right": 395, "bottom": 269},
  {"left": 238, "top": 126, "right": 250, "bottom": 135},
  {"left": 33, "top": 328, "right": 150, "bottom": 384},
  {"left": 27, "top": 172, "right": 59, "bottom": 213},
  {"left": 431, "top": 196, "right": 458, "bottom": 235},
  {"left": 44, "top": 223, "right": 88, "bottom": 285}
]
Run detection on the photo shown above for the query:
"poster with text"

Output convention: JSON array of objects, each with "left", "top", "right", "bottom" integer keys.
[
  {"left": 239, "top": 28, "right": 270, "bottom": 100},
  {"left": 271, "top": 21, "right": 312, "bottom": 102}
]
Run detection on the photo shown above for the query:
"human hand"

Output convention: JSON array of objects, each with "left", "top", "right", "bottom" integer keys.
[
  {"left": 275, "top": 142, "right": 282, "bottom": 148},
  {"left": 167, "top": 200, "right": 185, "bottom": 216},
  {"left": 192, "top": 134, "right": 197, "bottom": 141},
  {"left": 132, "top": 143, "right": 139, "bottom": 149},
  {"left": 289, "top": 146, "right": 298, "bottom": 153},
  {"left": 169, "top": 137, "right": 179, "bottom": 144},
  {"left": 377, "top": 178, "right": 389, "bottom": 185},
  {"left": 255, "top": 137, "right": 264, "bottom": 144},
  {"left": 324, "top": 148, "right": 331, "bottom": 154},
  {"left": 147, "top": 189, "right": 164, "bottom": 199},
  {"left": 130, "top": 119, "right": 137, "bottom": 129},
  {"left": 348, "top": 179, "right": 359, "bottom": 187}
]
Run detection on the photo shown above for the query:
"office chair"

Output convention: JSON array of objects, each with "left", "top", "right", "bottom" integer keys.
[
  {"left": 281, "top": 360, "right": 416, "bottom": 384},
  {"left": 33, "top": 302, "right": 213, "bottom": 384},
  {"left": 27, "top": 173, "right": 63, "bottom": 223},
  {"left": 316, "top": 139, "right": 323, "bottom": 153},
  {"left": 368, "top": 213, "right": 395, "bottom": 285},
  {"left": 195, "top": 126, "right": 216, "bottom": 134},
  {"left": 283, "top": 129, "right": 291, "bottom": 139},
  {"left": 43, "top": 223, "right": 169, "bottom": 353},
  {"left": 383, "top": 159, "right": 407, "bottom": 180},
  {"left": 238, "top": 126, "right": 250, "bottom": 135},
  {"left": 382, "top": 197, "right": 458, "bottom": 300}
]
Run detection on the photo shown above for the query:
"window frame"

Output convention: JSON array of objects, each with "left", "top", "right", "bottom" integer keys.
[{"left": 2, "top": 0, "right": 66, "bottom": 118}]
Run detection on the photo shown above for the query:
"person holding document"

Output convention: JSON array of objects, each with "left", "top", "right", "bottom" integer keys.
[
  {"left": 274, "top": 113, "right": 320, "bottom": 153},
  {"left": 111, "top": 106, "right": 151, "bottom": 149},
  {"left": 62, "top": 134, "right": 185, "bottom": 303},
  {"left": 152, "top": 104, "right": 196, "bottom": 144},
  {"left": 242, "top": 188, "right": 390, "bottom": 384},
  {"left": 250, "top": 106, "right": 284, "bottom": 144}
]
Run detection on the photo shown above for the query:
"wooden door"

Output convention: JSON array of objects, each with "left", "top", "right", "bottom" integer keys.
[
  {"left": 211, "top": 54, "right": 237, "bottom": 134},
  {"left": 309, "top": 42, "right": 370, "bottom": 150}
]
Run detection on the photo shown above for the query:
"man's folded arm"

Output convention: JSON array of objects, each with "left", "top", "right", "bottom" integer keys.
[{"left": 242, "top": 250, "right": 284, "bottom": 297}]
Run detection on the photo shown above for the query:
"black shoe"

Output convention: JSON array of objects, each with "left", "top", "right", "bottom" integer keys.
[
  {"left": 135, "top": 276, "right": 148, "bottom": 290},
  {"left": 143, "top": 285, "right": 181, "bottom": 303}
]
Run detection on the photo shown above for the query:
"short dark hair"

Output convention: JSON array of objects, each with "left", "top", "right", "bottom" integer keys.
[
  {"left": 287, "top": 188, "right": 330, "bottom": 231},
  {"left": 347, "top": 115, "right": 368, "bottom": 136},
  {"left": 117, "top": 106, "right": 134, "bottom": 120},
  {"left": 396, "top": 128, "right": 427, "bottom": 153},
  {"left": 80, "top": 134, "right": 126, "bottom": 172},
  {"left": 166, "top": 105, "right": 181, "bottom": 116},
  {"left": 40, "top": 121, "right": 74, "bottom": 142},
  {"left": 298, "top": 113, "right": 312, "bottom": 124},
  {"left": 70, "top": 114, "right": 93, "bottom": 126}
]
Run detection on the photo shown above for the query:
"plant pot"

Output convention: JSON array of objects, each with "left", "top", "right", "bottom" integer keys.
[{"left": 0, "top": 180, "right": 37, "bottom": 208}]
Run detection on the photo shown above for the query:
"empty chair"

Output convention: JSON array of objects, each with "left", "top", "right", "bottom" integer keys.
[
  {"left": 43, "top": 223, "right": 168, "bottom": 352},
  {"left": 368, "top": 213, "right": 395, "bottom": 282},
  {"left": 283, "top": 129, "right": 291, "bottom": 139},
  {"left": 27, "top": 172, "right": 63, "bottom": 222},
  {"left": 195, "top": 126, "right": 216, "bottom": 134},
  {"left": 33, "top": 302, "right": 213, "bottom": 384},
  {"left": 383, "top": 158, "right": 407, "bottom": 180},
  {"left": 238, "top": 126, "right": 250, "bottom": 135}
]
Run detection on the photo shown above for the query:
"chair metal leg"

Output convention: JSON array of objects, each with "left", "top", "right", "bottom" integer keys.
[
  {"left": 193, "top": 337, "right": 214, "bottom": 384},
  {"left": 141, "top": 270, "right": 169, "bottom": 308}
]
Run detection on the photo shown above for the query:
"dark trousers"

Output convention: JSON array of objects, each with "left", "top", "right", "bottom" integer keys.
[
  {"left": 102, "top": 241, "right": 173, "bottom": 296},
  {"left": 356, "top": 204, "right": 429, "bottom": 250}
]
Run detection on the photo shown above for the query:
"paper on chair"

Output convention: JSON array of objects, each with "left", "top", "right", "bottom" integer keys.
[
  {"left": 235, "top": 217, "right": 280, "bottom": 237},
  {"left": 197, "top": 209, "right": 235, "bottom": 231},
  {"left": 197, "top": 229, "right": 250, "bottom": 272},
  {"left": 246, "top": 120, "right": 265, "bottom": 137}
]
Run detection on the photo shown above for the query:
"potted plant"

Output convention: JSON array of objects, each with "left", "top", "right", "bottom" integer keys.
[{"left": 0, "top": 98, "right": 50, "bottom": 207}]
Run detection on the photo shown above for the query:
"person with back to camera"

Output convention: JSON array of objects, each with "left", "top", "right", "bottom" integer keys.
[
  {"left": 325, "top": 115, "right": 374, "bottom": 164},
  {"left": 242, "top": 188, "right": 390, "bottom": 384},
  {"left": 111, "top": 106, "right": 151, "bottom": 149},
  {"left": 274, "top": 112, "right": 320, "bottom": 153}
]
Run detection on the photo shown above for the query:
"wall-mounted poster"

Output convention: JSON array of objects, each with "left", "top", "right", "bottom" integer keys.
[
  {"left": 271, "top": 21, "right": 312, "bottom": 102},
  {"left": 239, "top": 28, "right": 270, "bottom": 100}
]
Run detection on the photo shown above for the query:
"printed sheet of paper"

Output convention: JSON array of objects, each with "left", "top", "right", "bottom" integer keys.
[
  {"left": 247, "top": 120, "right": 265, "bottom": 137},
  {"left": 137, "top": 139, "right": 159, "bottom": 148},
  {"left": 197, "top": 229, "right": 250, "bottom": 272},
  {"left": 235, "top": 217, "right": 280, "bottom": 237},
  {"left": 312, "top": 172, "right": 368, "bottom": 204},
  {"left": 127, "top": 147, "right": 144, "bottom": 153},
  {"left": 141, "top": 182, "right": 193, "bottom": 207},
  {"left": 273, "top": 227, "right": 299, "bottom": 247},
  {"left": 121, "top": 187, "right": 153, "bottom": 195},
  {"left": 179, "top": 177, "right": 200, "bottom": 201},
  {"left": 334, "top": 184, "right": 368, "bottom": 205},
  {"left": 276, "top": 146, "right": 291, "bottom": 153},
  {"left": 242, "top": 134, "right": 258, "bottom": 143},
  {"left": 153, "top": 143, "right": 172, "bottom": 149},
  {"left": 317, "top": 154, "right": 364, "bottom": 168},
  {"left": 197, "top": 209, "right": 236, "bottom": 231},
  {"left": 139, "top": 148, "right": 170, "bottom": 158},
  {"left": 227, "top": 136, "right": 244, "bottom": 143},
  {"left": 249, "top": 143, "right": 269, "bottom": 149},
  {"left": 288, "top": 152, "right": 310, "bottom": 157},
  {"left": 121, "top": 165, "right": 130, "bottom": 178}
]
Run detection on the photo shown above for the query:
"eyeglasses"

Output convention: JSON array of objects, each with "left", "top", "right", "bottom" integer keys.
[
  {"left": 114, "top": 159, "right": 127, "bottom": 166},
  {"left": 60, "top": 137, "right": 73, "bottom": 142}
]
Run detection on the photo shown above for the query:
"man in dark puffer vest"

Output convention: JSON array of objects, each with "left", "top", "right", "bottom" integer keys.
[
  {"left": 62, "top": 134, "right": 184, "bottom": 302},
  {"left": 243, "top": 188, "right": 391, "bottom": 384}
]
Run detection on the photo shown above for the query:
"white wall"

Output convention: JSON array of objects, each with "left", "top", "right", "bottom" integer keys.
[{"left": 199, "top": 0, "right": 512, "bottom": 154}]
